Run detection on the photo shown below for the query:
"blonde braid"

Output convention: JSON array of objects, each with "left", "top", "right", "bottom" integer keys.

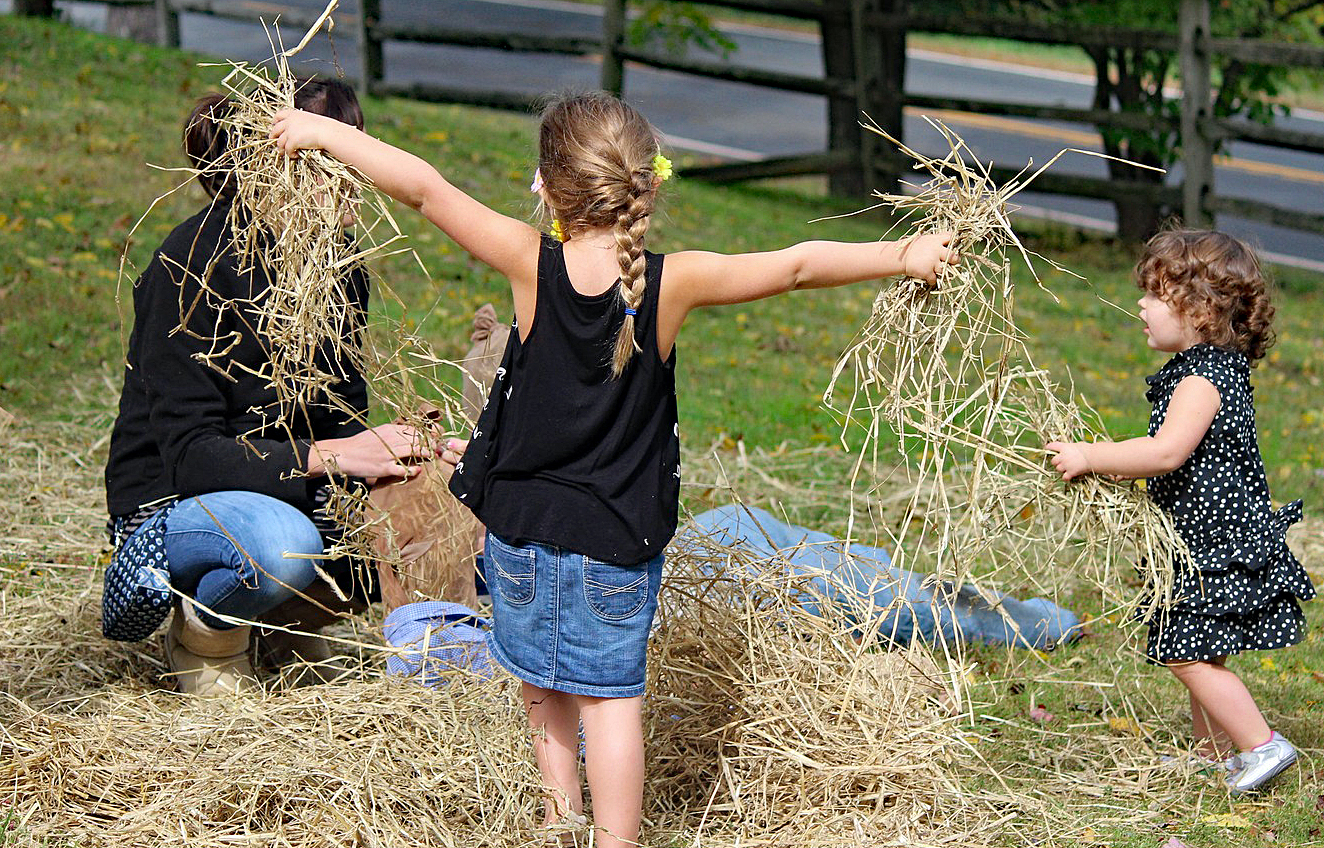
[{"left": 609, "top": 169, "right": 656, "bottom": 377}]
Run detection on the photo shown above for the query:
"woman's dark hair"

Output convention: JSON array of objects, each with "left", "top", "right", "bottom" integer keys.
[{"left": 183, "top": 77, "right": 364, "bottom": 200}]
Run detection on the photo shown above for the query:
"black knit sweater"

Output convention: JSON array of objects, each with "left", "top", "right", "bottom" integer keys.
[{"left": 104, "top": 198, "right": 370, "bottom": 519}]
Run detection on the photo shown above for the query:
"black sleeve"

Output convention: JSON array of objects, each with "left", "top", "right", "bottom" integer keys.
[
  {"left": 308, "top": 263, "right": 372, "bottom": 440},
  {"left": 133, "top": 240, "right": 315, "bottom": 510}
]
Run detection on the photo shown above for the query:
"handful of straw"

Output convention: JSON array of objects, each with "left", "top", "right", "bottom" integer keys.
[{"left": 825, "top": 118, "right": 1187, "bottom": 630}]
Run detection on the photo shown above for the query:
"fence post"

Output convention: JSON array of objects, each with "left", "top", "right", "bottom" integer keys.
[
  {"left": 822, "top": 0, "right": 864, "bottom": 195},
  {"left": 356, "top": 0, "right": 384, "bottom": 98},
  {"left": 601, "top": 0, "right": 627, "bottom": 96},
  {"left": 154, "top": 0, "right": 180, "bottom": 48},
  {"left": 852, "top": 0, "right": 906, "bottom": 195},
  {"left": 13, "top": 0, "right": 55, "bottom": 16},
  {"left": 1179, "top": 0, "right": 1214, "bottom": 227}
]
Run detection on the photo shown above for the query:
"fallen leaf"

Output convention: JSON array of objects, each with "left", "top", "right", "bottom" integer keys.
[
  {"left": 1203, "top": 813, "right": 1253, "bottom": 828},
  {"left": 1107, "top": 716, "right": 1143, "bottom": 736}
]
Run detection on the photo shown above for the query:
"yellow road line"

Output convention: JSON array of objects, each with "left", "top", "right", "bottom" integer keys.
[{"left": 908, "top": 106, "right": 1324, "bottom": 186}]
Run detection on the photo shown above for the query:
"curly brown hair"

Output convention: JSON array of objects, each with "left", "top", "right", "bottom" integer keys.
[{"left": 1134, "top": 229, "right": 1275, "bottom": 363}]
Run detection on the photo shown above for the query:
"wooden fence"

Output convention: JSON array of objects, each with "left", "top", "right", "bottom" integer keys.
[{"left": 39, "top": 0, "right": 1324, "bottom": 236}]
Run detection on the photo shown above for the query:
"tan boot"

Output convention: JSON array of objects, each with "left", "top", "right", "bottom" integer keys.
[{"left": 163, "top": 602, "right": 258, "bottom": 696}]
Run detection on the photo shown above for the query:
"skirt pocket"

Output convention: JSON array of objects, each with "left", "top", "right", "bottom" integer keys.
[
  {"left": 582, "top": 556, "right": 651, "bottom": 621},
  {"left": 486, "top": 533, "right": 537, "bottom": 606}
]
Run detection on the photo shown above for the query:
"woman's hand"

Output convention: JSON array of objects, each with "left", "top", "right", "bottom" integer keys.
[
  {"left": 270, "top": 108, "right": 340, "bottom": 157},
  {"left": 308, "top": 424, "right": 441, "bottom": 480},
  {"left": 903, "top": 232, "right": 959, "bottom": 286},
  {"left": 1044, "top": 441, "right": 1091, "bottom": 481}
]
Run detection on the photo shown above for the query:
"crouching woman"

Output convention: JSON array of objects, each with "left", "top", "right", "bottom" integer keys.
[{"left": 103, "top": 79, "right": 436, "bottom": 695}]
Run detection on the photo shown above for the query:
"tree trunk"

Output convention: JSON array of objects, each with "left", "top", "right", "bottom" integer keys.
[
  {"left": 1089, "top": 46, "right": 1170, "bottom": 243},
  {"left": 14, "top": 0, "right": 56, "bottom": 16},
  {"left": 1114, "top": 193, "right": 1166, "bottom": 243}
]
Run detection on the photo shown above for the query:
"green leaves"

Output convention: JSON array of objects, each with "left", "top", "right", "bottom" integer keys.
[{"left": 626, "top": 2, "right": 738, "bottom": 60}]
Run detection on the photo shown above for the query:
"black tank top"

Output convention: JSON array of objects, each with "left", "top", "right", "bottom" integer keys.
[{"left": 449, "top": 235, "right": 680, "bottom": 564}]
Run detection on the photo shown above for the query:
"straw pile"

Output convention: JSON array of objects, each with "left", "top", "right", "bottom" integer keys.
[
  {"left": 0, "top": 393, "right": 987, "bottom": 846},
  {"left": 7, "top": 382, "right": 1305, "bottom": 845},
  {"left": 825, "top": 119, "right": 1186, "bottom": 630},
  {"left": 0, "top": 516, "right": 981, "bottom": 848},
  {"left": 646, "top": 529, "right": 977, "bottom": 845}
]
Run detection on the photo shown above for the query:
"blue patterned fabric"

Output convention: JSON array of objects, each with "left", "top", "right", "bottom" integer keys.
[
  {"left": 101, "top": 504, "right": 176, "bottom": 641},
  {"left": 382, "top": 601, "right": 493, "bottom": 686}
]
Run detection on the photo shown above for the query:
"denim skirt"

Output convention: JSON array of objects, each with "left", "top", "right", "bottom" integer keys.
[{"left": 483, "top": 531, "right": 664, "bottom": 698}]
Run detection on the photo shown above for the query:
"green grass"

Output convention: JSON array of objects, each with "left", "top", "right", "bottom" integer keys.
[
  {"left": 2, "top": 15, "right": 1323, "bottom": 847},
  {"left": 6, "top": 13, "right": 1321, "bottom": 502}
]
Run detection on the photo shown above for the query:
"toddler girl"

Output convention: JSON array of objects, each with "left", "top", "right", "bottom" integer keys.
[
  {"left": 272, "top": 91, "right": 955, "bottom": 845},
  {"left": 1047, "top": 229, "right": 1315, "bottom": 795}
]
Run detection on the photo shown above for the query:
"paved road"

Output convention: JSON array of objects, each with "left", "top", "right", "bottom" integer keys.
[{"left": 52, "top": 0, "right": 1324, "bottom": 270}]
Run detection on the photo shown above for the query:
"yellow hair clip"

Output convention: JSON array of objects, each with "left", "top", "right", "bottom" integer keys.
[
  {"left": 551, "top": 219, "right": 567, "bottom": 242},
  {"left": 652, "top": 153, "right": 673, "bottom": 182}
]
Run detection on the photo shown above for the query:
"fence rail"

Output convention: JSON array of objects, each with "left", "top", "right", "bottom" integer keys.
[{"left": 45, "top": 0, "right": 1324, "bottom": 237}]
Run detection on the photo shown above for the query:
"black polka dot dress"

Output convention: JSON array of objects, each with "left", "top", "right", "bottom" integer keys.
[{"left": 1144, "top": 343, "right": 1316, "bottom": 663}]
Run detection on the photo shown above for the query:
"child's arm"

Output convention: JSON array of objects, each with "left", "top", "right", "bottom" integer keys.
[
  {"left": 270, "top": 109, "right": 539, "bottom": 289},
  {"left": 1045, "top": 375, "right": 1220, "bottom": 481},
  {"left": 663, "top": 234, "right": 955, "bottom": 310}
]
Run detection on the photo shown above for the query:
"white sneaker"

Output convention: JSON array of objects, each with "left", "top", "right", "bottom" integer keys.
[{"left": 1226, "top": 731, "right": 1297, "bottom": 796}]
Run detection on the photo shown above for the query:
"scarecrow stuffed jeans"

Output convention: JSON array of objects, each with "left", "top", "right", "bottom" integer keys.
[
  {"left": 154, "top": 491, "right": 323, "bottom": 629},
  {"left": 688, "top": 505, "right": 1079, "bottom": 649}
]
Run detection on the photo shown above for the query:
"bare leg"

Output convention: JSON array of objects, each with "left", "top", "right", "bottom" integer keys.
[
  {"left": 1189, "top": 657, "right": 1235, "bottom": 759},
  {"left": 1168, "top": 659, "right": 1271, "bottom": 753},
  {"left": 578, "top": 694, "right": 645, "bottom": 848},
  {"left": 523, "top": 682, "right": 584, "bottom": 828}
]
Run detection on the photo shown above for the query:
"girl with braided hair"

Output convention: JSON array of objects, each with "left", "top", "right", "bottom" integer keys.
[{"left": 271, "top": 91, "right": 956, "bottom": 847}]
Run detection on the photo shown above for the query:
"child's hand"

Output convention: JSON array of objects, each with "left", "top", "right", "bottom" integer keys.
[
  {"left": 1044, "top": 441, "right": 1090, "bottom": 481},
  {"left": 440, "top": 438, "right": 468, "bottom": 469},
  {"left": 903, "top": 231, "right": 958, "bottom": 286},
  {"left": 270, "top": 108, "right": 338, "bottom": 157}
]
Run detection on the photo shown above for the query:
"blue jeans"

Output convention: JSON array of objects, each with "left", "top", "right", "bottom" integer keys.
[
  {"left": 160, "top": 491, "right": 323, "bottom": 629},
  {"left": 688, "top": 505, "right": 1081, "bottom": 649}
]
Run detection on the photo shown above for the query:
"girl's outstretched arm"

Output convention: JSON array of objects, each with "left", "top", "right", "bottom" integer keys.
[
  {"left": 1045, "top": 374, "right": 1220, "bottom": 481},
  {"left": 270, "top": 109, "right": 539, "bottom": 289},
  {"left": 664, "top": 234, "right": 955, "bottom": 309},
  {"left": 655, "top": 234, "right": 956, "bottom": 354}
]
